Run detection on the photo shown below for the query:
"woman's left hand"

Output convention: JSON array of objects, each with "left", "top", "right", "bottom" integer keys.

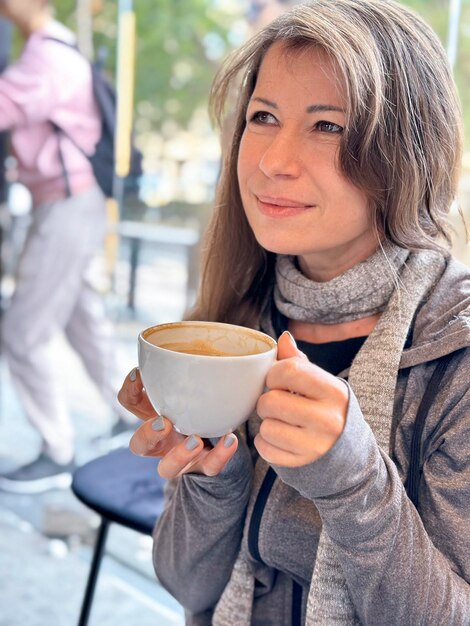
[{"left": 255, "top": 331, "right": 349, "bottom": 467}]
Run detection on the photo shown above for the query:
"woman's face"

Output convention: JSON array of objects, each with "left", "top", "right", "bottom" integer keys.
[{"left": 237, "top": 41, "right": 378, "bottom": 282}]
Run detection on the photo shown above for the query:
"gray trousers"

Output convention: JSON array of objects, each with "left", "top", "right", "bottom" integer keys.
[{"left": 2, "top": 185, "right": 116, "bottom": 463}]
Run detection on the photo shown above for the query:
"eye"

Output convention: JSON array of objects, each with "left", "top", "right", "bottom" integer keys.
[
  {"left": 249, "top": 110, "right": 278, "bottom": 125},
  {"left": 315, "top": 121, "right": 343, "bottom": 133}
]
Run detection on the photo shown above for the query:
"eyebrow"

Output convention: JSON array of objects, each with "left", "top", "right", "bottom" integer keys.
[{"left": 251, "top": 97, "right": 344, "bottom": 114}]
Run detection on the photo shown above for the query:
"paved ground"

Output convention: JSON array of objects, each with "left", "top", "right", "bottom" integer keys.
[{"left": 0, "top": 241, "right": 191, "bottom": 626}]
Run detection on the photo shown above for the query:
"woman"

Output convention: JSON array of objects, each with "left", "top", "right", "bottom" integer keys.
[{"left": 118, "top": 1, "right": 470, "bottom": 624}]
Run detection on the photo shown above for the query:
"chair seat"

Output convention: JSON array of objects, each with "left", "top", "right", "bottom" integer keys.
[{"left": 71, "top": 447, "right": 166, "bottom": 535}]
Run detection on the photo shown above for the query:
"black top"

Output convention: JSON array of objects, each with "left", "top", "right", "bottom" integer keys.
[
  {"left": 296, "top": 336, "right": 366, "bottom": 376},
  {"left": 271, "top": 307, "right": 367, "bottom": 376}
]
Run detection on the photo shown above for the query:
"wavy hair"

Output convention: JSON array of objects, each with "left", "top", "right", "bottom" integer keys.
[{"left": 189, "top": 0, "right": 463, "bottom": 326}]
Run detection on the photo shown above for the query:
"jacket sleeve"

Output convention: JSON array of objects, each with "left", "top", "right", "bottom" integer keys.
[
  {"left": 274, "top": 382, "right": 470, "bottom": 625},
  {"left": 0, "top": 48, "right": 56, "bottom": 130},
  {"left": 152, "top": 436, "right": 252, "bottom": 615}
]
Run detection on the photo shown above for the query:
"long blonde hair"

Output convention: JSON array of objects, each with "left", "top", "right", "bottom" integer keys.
[{"left": 189, "top": 0, "right": 463, "bottom": 327}]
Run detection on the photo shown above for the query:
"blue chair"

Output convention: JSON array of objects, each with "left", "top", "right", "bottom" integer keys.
[{"left": 71, "top": 447, "right": 166, "bottom": 626}]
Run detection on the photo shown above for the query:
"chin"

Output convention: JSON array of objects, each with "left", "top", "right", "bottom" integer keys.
[
  {"left": 247, "top": 215, "right": 318, "bottom": 258},
  {"left": 253, "top": 234, "right": 305, "bottom": 257}
]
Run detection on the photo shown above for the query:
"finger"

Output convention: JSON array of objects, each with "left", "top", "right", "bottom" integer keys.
[
  {"left": 266, "top": 357, "right": 345, "bottom": 401},
  {"left": 129, "top": 415, "right": 183, "bottom": 457},
  {"left": 257, "top": 388, "right": 329, "bottom": 426},
  {"left": 117, "top": 367, "right": 158, "bottom": 421},
  {"left": 258, "top": 417, "right": 304, "bottom": 452},
  {"left": 157, "top": 435, "right": 206, "bottom": 479},
  {"left": 258, "top": 388, "right": 347, "bottom": 437},
  {"left": 257, "top": 388, "right": 305, "bottom": 426},
  {"left": 254, "top": 432, "right": 302, "bottom": 466},
  {"left": 258, "top": 412, "right": 342, "bottom": 460},
  {"left": 276, "top": 330, "right": 308, "bottom": 361},
  {"left": 197, "top": 433, "right": 239, "bottom": 477}
]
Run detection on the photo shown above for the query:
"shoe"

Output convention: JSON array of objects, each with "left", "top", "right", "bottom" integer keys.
[{"left": 0, "top": 453, "right": 75, "bottom": 494}]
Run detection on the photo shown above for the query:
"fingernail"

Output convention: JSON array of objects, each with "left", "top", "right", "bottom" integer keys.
[
  {"left": 129, "top": 367, "right": 138, "bottom": 382},
  {"left": 151, "top": 416, "right": 165, "bottom": 431},
  {"left": 283, "top": 331, "right": 297, "bottom": 347},
  {"left": 185, "top": 435, "right": 199, "bottom": 451},
  {"left": 224, "top": 433, "right": 237, "bottom": 448}
]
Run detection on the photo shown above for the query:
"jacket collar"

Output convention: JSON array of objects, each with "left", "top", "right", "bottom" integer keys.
[{"left": 400, "top": 256, "right": 470, "bottom": 368}]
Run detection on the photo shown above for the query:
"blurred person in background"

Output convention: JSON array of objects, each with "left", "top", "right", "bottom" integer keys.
[
  {"left": 0, "top": 16, "right": 11, "bottom": 316},
  {"left": 0, "top": 0, "right": 133, "bottom": 494},
  {"left": 0, "top": 16, "right": 10, "bottom": 206},
  {"left": 119, "top": 1, "right": 470, "bottom": 624}
]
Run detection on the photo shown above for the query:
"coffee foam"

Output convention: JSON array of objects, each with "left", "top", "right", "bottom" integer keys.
[
  {"left": 159, "top": 341, "right": 233, "bottom": 356},
  {"left": 142, "top": 321, "right": 276, "bottom": 357}
]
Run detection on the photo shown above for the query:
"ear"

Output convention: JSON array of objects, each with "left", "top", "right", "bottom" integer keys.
[{"left": 277, "top": 330, "right": 306, "bottom": 361}]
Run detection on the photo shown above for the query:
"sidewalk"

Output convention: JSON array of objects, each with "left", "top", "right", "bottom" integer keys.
[
  {"left": 0, "top": 508, "right": 184, "bottom": 626},
  {"left": 0, "top": 243, "right": 190, "bottom": 626}
]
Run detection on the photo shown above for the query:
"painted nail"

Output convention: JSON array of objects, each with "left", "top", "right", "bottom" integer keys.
[
  {"left": 151, "top": 416, "right": 165, "bottom": 431},
  {"left": 185, "top": 435, "right": 199, "bottom": 451},
  {"left": 129, "top": 367, "right": 138, "bottom": 382},
  {"left": 224, "top": 433, "right": 237, "bottom": 448},
  {"left": 284, "top": 331, "right": 297, "bottom": 347}
]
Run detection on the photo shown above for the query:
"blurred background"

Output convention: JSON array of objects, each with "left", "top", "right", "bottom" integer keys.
[{"left": 0, "top": 1, "right": 468, "bottom": 625}]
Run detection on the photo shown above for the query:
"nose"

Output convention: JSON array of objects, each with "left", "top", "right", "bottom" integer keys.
[{"left": 258, "top": 131, "right": 302, "bottom": 179}]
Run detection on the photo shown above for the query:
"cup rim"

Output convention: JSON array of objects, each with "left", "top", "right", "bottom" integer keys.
[{"left": 139, "top": 320, "right": 277, "bottom": 358}]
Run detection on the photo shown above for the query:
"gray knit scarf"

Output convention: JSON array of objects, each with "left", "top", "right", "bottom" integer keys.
[{"left": 213, "top": 242, "right": 446, "bottom": 626}]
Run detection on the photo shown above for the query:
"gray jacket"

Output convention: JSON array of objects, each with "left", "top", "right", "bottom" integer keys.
[{"left": 153, "top": 257, "right": 470, "bottom": 625}]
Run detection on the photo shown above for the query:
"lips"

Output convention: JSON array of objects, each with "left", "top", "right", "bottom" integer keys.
[
  {"left": 254, "top": 195, "right": 315, "bottom": 219},
  {"left": 256, "top": 195, "right": 313, "bottom": 209}
]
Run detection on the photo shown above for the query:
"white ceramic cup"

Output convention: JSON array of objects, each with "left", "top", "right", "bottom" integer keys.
[{"left": 138, "top": 321, "right": 277, "bottom": 437}]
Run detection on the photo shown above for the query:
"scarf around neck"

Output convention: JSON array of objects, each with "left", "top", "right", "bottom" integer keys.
[
  {"left": 274, "top": 241, "right": 409, "bottom": 324},
  {"left": 213, "top": 243, "right": 446, "bottom": 626}
]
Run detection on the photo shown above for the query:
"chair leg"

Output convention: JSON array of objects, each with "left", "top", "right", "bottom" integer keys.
[{"left": 78, "top": 518, "right": 110, "bottom": 626}]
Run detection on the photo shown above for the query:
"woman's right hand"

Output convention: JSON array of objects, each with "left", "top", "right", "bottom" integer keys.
[{"left": 117, "top": 367, "right": 239, "bottom": 479}]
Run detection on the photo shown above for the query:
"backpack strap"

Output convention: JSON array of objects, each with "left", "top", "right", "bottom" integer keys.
[
  {"left": 405, "top": 351, "right": 457, "bottom": 508},
  {"left": 43, "top": 37, "right": 87, "bottom": 198},
  {"left": 51, "top": 123, "right": 72, "bottom": 198},
  {"left": 42, "top": 35, "right": 79, "bottom": 51}
]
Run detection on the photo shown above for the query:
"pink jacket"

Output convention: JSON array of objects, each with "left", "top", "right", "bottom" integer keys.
[{"left": 0, "top": 19, "right": 100, "bottom": 207}]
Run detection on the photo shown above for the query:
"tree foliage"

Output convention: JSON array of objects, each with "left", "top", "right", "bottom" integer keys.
[
  {"left": 52, "top": 0, "right": 469, "bottom": 147},
  {"left": 54, "top": 0, "right": 243, "bottom": 134},
  {"left": 402, "top": 0, "right": 470, "bottom": 149}
]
